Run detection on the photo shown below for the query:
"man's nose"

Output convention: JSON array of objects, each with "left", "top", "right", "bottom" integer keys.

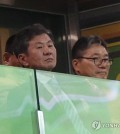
[
  {"left": 43, "top": 45, "right": 51, "bottom": 55},
  {"left": 98, "top": 60, "right": 109, "bottom": 68}
]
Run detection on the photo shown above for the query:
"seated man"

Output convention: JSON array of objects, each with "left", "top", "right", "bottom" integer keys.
[
  {"left": 13, "top": 23, "right": 57, "bottom": 71},
  {"left": 3, "top": 34, "right": 21, "bottom": 67},
  {"left": 72, "top": 35, "right": 112, "bottom": 79}
]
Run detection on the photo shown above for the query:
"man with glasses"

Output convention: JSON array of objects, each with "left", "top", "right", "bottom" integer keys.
[{"left": 72, "top": 35, "right": 112, "bottom": 79}]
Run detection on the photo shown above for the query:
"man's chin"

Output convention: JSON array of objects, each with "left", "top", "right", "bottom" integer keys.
[
  {"left": 43, "top": 65, "right": 56, "bottom": 71},
  {"left": 96, "top": 74, "right": 107, "bottom": 79}
]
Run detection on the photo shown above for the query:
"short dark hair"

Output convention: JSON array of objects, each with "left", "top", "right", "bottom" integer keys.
[
  {"left": 72, "top": 35, "right": 108, "bottom": 59},
  {"left": 13, "top": 23, "right": 54, "bottom": 57},
  {"left": 5, "top": 34, "right": 16, "bottom": 54}
]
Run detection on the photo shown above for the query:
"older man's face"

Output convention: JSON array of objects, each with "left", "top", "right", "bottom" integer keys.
[
  {"left": 72, "top": 44, "right": 111, "bottom": 79},
  {"left": 22, "top": 33, "right": 57, "bottom": 70}
]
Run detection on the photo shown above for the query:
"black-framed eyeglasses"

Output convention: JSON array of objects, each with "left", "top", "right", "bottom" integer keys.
[{"left": 77, "top": 57, "right": 113, "bottom": 66}]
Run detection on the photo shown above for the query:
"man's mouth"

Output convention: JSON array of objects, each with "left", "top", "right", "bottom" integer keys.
[
  {"left": 45, "top": 58, "right": 53, "bottom": 62},
  {"left": 97, "top": 71, "right": 107, "bottom": 76}
]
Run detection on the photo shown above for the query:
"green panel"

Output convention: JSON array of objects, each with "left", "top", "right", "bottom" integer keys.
[
  {"left": 108, "top": 57, "right": 120, "bottom": 80},
  {"left": 36, "top": 70, "right": 120, "bottom": 134},
  {"left": 0, "top": 65, "right": 39, "bottom": 134},
  {"left": 108, "top": 45, "right": 120, "bottom": 53},
  {"left": 108, "top": 45, "right": 120, "bottom": 80}
]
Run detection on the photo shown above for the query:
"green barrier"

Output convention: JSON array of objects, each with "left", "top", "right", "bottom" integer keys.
[
  {"left": 0, "top": 65, "right": 39, "bottom": 134},
  {"left": 36, "top": 70, "right": 120, "bottom": 134},
  {"left": 0, "top": 65, "right": 120, "bottom": 134}
]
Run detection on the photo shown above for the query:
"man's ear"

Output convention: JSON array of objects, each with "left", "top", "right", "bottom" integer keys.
[
  {"left": 18, "top": 53, "right": 29, "bottom": 67},
  {"left": 72, "top": 59, "right": 80, "bottom": 75},
  {"left": 3, "top": 52, "right": 11, "bottom": 65}
]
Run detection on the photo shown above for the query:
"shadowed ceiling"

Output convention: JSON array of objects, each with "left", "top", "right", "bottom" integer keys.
[
  {"left": 0, "top": 0, "right": 120, "bottom": 14},
  {"left": 16, "top": 0, "right": 120, "bottom": 13}
]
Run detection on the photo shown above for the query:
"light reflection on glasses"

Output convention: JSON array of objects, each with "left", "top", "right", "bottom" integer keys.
[{"left": 77, "top": 57, "right": 113, "bottom": 66}]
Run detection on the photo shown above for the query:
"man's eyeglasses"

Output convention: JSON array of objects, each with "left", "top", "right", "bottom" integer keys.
[{"left": 77, "top": 57, "right": 113, "bottom": 66}]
